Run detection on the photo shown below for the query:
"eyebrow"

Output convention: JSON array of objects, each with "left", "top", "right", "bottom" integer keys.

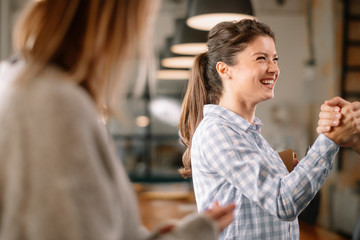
[{"left": 252, "top": 52, "right": 278, "bottom": 57}]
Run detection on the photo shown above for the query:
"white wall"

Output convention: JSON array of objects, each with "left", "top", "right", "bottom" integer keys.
[
  {"left": 253, "top": 0, "right": 338, "bottom": 160},
  {"left": 255, "top": 0, "right": 347, "bottom": 230},
  {"left": 0, "top": 0, "right": 26, "bottom": 60},
  {"left": 0, "top": 0, "right": 11, "bottom": 60}
]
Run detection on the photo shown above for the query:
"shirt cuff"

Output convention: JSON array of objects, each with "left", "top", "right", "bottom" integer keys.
[{"left": 306, "top": 134, "right": 339, "bottom": 165}]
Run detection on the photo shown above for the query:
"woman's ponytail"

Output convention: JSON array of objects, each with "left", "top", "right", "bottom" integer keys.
[{"left": 178, "top": 52, "right": 209, "bottom": 178}]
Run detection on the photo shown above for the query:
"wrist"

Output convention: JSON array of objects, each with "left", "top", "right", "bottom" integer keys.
[{"left": 323, "top": 132, "right": 341, "bottom": 145}]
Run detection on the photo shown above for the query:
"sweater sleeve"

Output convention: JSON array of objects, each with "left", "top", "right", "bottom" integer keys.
[{"left": 146, "top": 213, "right": 219, "bottom": 240}]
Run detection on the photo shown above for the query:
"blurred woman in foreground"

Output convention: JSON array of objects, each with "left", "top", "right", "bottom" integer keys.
[{"left": 0, "top": 1, "right": 235, "bottom": 239}]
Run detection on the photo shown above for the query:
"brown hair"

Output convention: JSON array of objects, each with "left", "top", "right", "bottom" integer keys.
[
  {"left": 179, "top": 19, "right": 275, "bottom": 178},
  {"left": 13, "top": 0, "right": 159, "bottom": 112}
]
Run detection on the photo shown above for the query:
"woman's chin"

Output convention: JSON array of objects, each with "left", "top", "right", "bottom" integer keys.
[{"left": 261, "top": 94, "right": 275, "bottom": 102}]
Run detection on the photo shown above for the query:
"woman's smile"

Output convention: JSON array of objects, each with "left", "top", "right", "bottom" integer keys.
[{"left": 260, "top": 78, "right": 276, "bottom": 89}]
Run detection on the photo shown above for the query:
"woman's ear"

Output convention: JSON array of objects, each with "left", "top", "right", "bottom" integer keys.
[{"left": 216, "top": 62, "right": 231, "bottom": 80}]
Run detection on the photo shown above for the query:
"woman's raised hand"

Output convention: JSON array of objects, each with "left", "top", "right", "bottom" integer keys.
[{"left": 317, "top": 97, "right": 360, "bottom": 150}]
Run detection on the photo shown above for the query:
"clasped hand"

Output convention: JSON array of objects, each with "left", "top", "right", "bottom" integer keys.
[{"left": 317, "top": 97, "right": 360, "bottom": 152}]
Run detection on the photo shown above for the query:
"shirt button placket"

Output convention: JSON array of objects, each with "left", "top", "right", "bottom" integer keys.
[{"left": 288, "top": 223, "right": 293, "bottom": 239}]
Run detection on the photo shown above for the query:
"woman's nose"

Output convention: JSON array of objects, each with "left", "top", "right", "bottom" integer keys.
[{"left": 268, "top": 61, "right": 280, "bottom": 74}]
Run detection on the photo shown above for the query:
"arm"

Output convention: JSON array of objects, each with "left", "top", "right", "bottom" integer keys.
[
  {"left": 200, "top": 124, "right": 338, "bottom": 221},
  {"left": 148, "top": 202, "right": 235, "bottom": 240}
]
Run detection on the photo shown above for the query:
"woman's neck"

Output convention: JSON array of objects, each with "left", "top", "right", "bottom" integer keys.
[{"left": 218, "top": 98, "right": 256, "bottom": 124}]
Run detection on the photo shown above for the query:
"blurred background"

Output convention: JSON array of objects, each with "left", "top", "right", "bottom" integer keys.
[{"left": 1, "top": 0, "right": 359, "bottom": 238}]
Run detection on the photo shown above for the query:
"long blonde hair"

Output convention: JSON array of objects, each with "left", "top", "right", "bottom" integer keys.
[{"left": 13, "top": 0, "right": 159, "bottom": 112}]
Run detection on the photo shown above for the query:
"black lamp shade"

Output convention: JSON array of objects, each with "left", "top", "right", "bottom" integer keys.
[
  {"left": 170, "top": 18, "right": 208, "bottom": 55},
  {"left": 186, "top": 0, "right": 254, "bottom": 31},
  {"left": 159, "top": 36, "right": 196, "bottom": 69}
]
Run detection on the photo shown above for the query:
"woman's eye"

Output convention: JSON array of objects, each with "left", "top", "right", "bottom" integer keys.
[
  {"left": 274, "top": 57, "right": 279, "bottom": 62},
  {"left": 256, "top": 56, "right": 266, "bottom": 60}
]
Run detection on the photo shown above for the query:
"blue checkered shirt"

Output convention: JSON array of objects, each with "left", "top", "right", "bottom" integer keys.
[{"left": 191, "top": 105, "right": 339, "bottom": 239}]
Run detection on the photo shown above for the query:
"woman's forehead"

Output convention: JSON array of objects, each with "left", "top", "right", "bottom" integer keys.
[{"left": 241, "top": 36, "right": 277, "bottom": 55}]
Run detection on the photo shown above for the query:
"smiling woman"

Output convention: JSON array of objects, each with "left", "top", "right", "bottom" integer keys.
[
  {"left": 178, "top": 19, "right": 356, "bottom": 240},
  {"left": 216, "top": 35, "right": 279, "bottom": 118},
  {"left": 179, "top": 20, "right": 277, "bottom": 177}
]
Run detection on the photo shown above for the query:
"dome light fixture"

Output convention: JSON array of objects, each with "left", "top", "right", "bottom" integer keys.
[
  {"left": 160, "top": 37, "right": 196, "bottom": 69},
  {"left": 186, "top": 0, "right": 255, "bottom": 31},
  {"left": 171, "top": 18, "right": 208, "bottom": 55},
  {"left": 161, "top": 56, "right": 195, "bottom": 69},
  {"left": 156, "top": 69, "right": 190, "bottom": 80}
]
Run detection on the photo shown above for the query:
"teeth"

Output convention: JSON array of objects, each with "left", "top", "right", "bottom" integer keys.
[{"left": 261, "top": 80, "right": 274, "bottom": 84}]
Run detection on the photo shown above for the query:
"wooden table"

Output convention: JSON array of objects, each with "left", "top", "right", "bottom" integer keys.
[
  {"left": 136, "top": 185, "right": 350, "bottom": 240},
  {"left": 137, "top": 188, "right": 196, "bottom": 230}
]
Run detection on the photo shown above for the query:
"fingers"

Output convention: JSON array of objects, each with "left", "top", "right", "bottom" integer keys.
[
  {"left": 349, "top": 101, "right": 360, "bottom": 111},
  {"left": 325, "top": 104, "right": 359, "bottom": 145},
  {"left": 292, "top": 152, "right": 299, "bottom": 167},
  {"left": 317, "top": 106, "right": 342, "bottom": 133},
  {"left": 341, "top": 105, "right": 360, "bottom": 135},
  {"left": 207, "top": 202, "right": 235, "bottom": 219},
  {"left": 317, "top": 118, "right": 340, "bottom": 128},
  {"left": 320, "top": 103, "right": 341, "bottom": 113},
  {"left": 316, "top": 126, "right": 331, "bottom": 134},
  {"left": 324, "top": 96, "right": 350, "bottom": 107},
  {"left": 292, "top": 158, "right": 299, "bottom": 167},
  {"left": 216, "top": 207, "right": 235, "bottom": 232},
  {"left": 157, "top": 224, "right": 175, "bottom": 234},
  {"left": 205, "top": 202, "right": 236, "bottom": 232},
  {"left": 321, "top": 99, "right": 360, "bottom": 145},
  {"left": 319, "top": 107, "right": 341, "bottom": 118}
]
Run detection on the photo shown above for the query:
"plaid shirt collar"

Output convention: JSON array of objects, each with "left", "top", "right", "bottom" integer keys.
[{"left": 203, "top": 104, "right": 262, "bottom": 133}]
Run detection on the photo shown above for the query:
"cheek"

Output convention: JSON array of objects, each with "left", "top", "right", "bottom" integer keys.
[{"left": 236, "top": 67, "right": 256, "bottom": 80}]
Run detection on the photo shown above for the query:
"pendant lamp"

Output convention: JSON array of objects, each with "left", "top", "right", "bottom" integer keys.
[
  {"left": 186, "top": 0, "right": 255, "bottom": 31},
  {"left": 156, "top": 69, "right": 190, "bottom": 80},
  {"left": 161, "top": 56, "right": 196, "bottom": 69},
  {"left": 170, "top": 18, "right": 208, "bottom": 55},
  {"left": 160, "top": 37, "right": 196, "bottom": 69}
]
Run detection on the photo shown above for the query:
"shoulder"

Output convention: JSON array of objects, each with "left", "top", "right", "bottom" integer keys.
[
  {"left": 197, "top": 115, "right": 244, "bottom": 140},
  {"left": 0, "top": 63, "right": 101, "bottom": 135},
  {"left": 29, "top": 66, "right": 99, "bottom": 124},
  {"left": 201, "top": 105, "right": 250, "bottom": 136}
]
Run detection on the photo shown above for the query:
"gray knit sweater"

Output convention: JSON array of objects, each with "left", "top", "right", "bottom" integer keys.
[{"left": 0, "top": 60, "right": 218, "bottom": 240}]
